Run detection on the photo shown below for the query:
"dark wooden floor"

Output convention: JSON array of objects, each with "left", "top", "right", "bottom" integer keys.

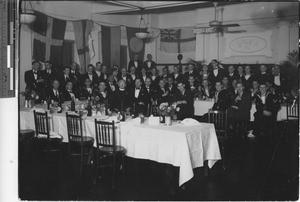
[{"left": 19, "top": 121, "right": 299, "bottom": 201}]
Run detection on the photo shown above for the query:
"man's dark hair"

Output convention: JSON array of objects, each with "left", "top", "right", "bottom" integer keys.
[{"left": 32, "top": 60, "right": 40, "bottom": 65}]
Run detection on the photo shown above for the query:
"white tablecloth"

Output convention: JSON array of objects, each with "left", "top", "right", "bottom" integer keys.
[
  {"left": 194, "top": 100, "right": 287, "bottom": 121},
  {"left": 20, "top": 107, "right": 221, "bottom": 186}
]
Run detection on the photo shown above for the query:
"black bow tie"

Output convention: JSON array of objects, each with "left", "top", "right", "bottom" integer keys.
[{"left": 33, "top": 71, "right": 37, "bottom": 74}]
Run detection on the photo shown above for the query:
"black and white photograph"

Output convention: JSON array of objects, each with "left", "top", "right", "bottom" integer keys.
[{"left": 0, "top": 0, "right": 299, "bottom": 201}]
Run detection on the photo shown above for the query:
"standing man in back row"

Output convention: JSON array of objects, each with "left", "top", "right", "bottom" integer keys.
[{"left": 143, "top": 54, "right": 156, "bottom": 72}]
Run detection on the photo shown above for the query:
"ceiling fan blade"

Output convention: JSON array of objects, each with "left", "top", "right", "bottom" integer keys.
[{"left": 219, "top": 23, "right": 240, "bottom": 27}]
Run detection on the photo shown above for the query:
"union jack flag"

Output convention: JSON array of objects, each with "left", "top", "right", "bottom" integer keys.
[{"left": 160, "top": 29, "right": 181, "bottom": 42}]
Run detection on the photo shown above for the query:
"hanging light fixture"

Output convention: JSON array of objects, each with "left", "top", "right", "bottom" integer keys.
[
  {"left": 20, "top": 1, "right": 36, "bottom": 24},
  {"left": 135, "top": 7, "right": 149, "bottom": 39}
]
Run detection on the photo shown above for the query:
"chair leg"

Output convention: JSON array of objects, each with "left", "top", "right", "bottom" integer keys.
[
  {"left": 122, "top": 154, "right": 126, "bottom": 183},
  {"left": 80, "top": 146, "right": 84, "bottom": 176},
  {"left": 112, "top": 155, "right": 116, "bottom": 188},
  {"left": 67, "top": 144, "right": 71, "bottom": 170}
]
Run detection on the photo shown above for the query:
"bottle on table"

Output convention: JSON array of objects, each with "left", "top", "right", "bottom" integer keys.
[
  {"left": 87, "top": 101, "right": 92, "bottom": 116},
  {"left": 71, "top": 98, "right": 75, "bottom": 111}
]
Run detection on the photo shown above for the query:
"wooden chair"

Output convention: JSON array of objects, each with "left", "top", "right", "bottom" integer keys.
[
  {"left": 286, "top": 101, "right": 299, "bottom": 122},
  {"left": 66, "top": 112, "right": 94, "bottom": 175},
  {"left": 33, "top": 110, "right": 63, "bottom": 167},
  {"left": 94, "top": 120, "right": 126, "bottom": 188},
  {"left": 208, "top": 109, "right": 228, "bottom": 170}
]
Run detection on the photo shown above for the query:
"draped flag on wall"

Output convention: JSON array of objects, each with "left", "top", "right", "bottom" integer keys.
[
  {"left": 101, "top": 25, "right": 121, "bottom": 71},
  {"left": 73, "top": 20, "right": 93, "bottom": 73},
  {"left": 126, "top": 27, "right": 146, "bottom": 61},
  {"left": 31, "top": 11, "right": 66, "bottom": 69},
  {"left": 160, "top": 28, "right": 196, "bottom": 53}
]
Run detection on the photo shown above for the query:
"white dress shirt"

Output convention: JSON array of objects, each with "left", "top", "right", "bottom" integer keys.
[
  {"left": 213, "top": 68, "right": 218, "bottom": 76},
  {"left": 274, "top": 75, "right": 281, "bottom": 86},
  {"left": 135, "top": 88, "right": 141, "bottom": 98}
]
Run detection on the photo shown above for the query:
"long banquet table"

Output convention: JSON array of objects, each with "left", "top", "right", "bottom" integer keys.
[
  {"left": 194, "top": 99, "right": 287, "bottom": 121},
  {"left": 20, "top": 105, "right": 222, "bottom": 186}
]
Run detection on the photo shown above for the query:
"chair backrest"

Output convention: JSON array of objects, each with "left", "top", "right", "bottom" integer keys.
[
  {"left": 66, "top": 112, "right": 84, "bottom": 142},
  {"left": 94, "top": 119, "right": 116, "bottom": 150},
  {"left": 33, "top": 110, "right": 50, "bottom": 138},
  {"left": 286, "top": 101, "right": 299, "bottom": 120},
  {"left": 208, "top": 109, "right": 228, "bottom": 135}
]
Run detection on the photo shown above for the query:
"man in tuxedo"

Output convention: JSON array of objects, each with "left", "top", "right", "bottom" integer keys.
[
  {"left": 129, "top": 66, "right": 137, "bottom": 83},
  {"left": 144, "top": 77, "right": 157, "bottom": 114},
  {"left": 149, "top": 67, "right": 160, "bottom": 89},
  {"left": 139, "top": 67, "right": 149, "bottom": 85},
  {"left": 62, "top": 81, "right": 78, "bottom": 101},
  {"left": 111, "top": 79, "right": 132, "bottom": 112},
  {"left": 143, "top": 54, "right": 156, "bottom": 71},
  {"left": 175, "top": 82, "right": 194, "bottom": 120},
  {"left": 81, "top": 64, "right": 98, "bottom": 88},
  {"left": 171, "top": 65, "right": 184, "bottom": 85},
  {"left": 41, "top": 61, "right": 58, "bottom": 90},
  {"left": 208, "top": 59, "right": 226, "bottom": 86},
  {"left": 106, "top": 75, "right": 117, "bottom": 93},
  {"left": 128, "top": 54, "right": 143, "bottom": 73},
  {"left": 47, "top": 79, "right": 63, "bottom": 103},
  {"left": 25, "top": 61, "right": 45, "bottom": 92},
  {"left": 60, "top": 66, "right": 76, "bottom": 91},
  {"left": 130, "top": 78, "right": 147, "bottom": 116}
]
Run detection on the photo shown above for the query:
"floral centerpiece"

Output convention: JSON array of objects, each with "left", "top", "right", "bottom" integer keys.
[
  {"left": 20, "top": 89, "right": 40, "bottom": 107},
  {"left": 157, "top": 102, "right": 179, "bottom": 122}
]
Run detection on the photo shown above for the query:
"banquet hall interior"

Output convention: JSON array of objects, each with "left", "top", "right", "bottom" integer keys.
[{"left": 13, "top": 0, "right": 300, "bottom": 201}]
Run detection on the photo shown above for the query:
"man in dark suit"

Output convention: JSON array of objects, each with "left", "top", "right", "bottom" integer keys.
[
  {"left": 99, "top": 65, "right": 108, "bottom": 82},
  {"left": 47, "top": 79, "right": 63, "bottom": 103},
  {"left": 62, "top": 81, "right": 79, "bottom": 102},
  {"left": 227, "top": 82, "right": 252, "bottom": 122},
  {"left": 70, "top": 62, "right": 82, "bottom": 87},
  {"left": 138, "top": 67, "right": 149, "bottom": 85},
  {"left": 149, "top": 67, "right": 160, "bottom": 89},
  {"left": 166, "top": 76, "right": 178, "bottom": 103},
  {"left": 227, "top": 65, "right": 238, "bottom": 83},
  {"left": 211, "top": 81, "right": 231, "bottom": 111},
  {"left": 128, "top": 54, "right": 143, "bottom": 73},
  {"left": 256, "top": 64, "right": 271, "bottom": 84},
  {"left": 171, "top": 65, "right": 184, "bottom": 85},
  {"left": 143, "top": 54, "right": 156, "bottom": 72},
  {"left": 41, "top": 61, "right": 58, "bottom": 90},
  {"left": 94, "top": 62, "right": 102, "bottom": 84},
  {"left": 184, "top": 63, "right": 198, "bottom": 83},
  {"left": 270, "top": 64, "right": 288, "bottom": 95},
  {"left": 80, "top": 64, "right": 98, "bottom": 88},
  {"left": 80, "top": 78, "right": 94, "bottom": 100},
  {"left": 110, "top": 79, "right": 132, "bottom": 112},
  {"left": 130, "top": 78, "right": 148, "bottom": 116},
  {"left": 59, "top": 66, "right": 76, "bottom": 91},
  {"left": 156, "top": 78, "right": 170, "bottom": 105},
  {"left": 144, "top": 77, "right": 157, "bottom": 115},
  {"left": 25, "top": 61, "right": 45, "bottom": 91},
  {"left": 208, "top": 59, "right": 226, "bottom": 86},
  {"left": 118, "top": 67, "right": 132, "bottom": 87},
  {"left": 175, "top": 81, "right": 194, "bottom": 120}
]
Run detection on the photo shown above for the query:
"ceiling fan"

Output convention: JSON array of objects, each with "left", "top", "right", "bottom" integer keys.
[{"left": 198, "top": 2, "right": 243, "bottom": 35}]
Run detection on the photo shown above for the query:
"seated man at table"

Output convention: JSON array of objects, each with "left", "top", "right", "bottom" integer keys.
[
  {"left": 92, "top": 81, "right": 111, "bottom": 110},
  {"left": 47, "top": 79, "right": 63, "bottom": 103},
  {"left": 211, "top": 81, "right": 231, "bottom": 111},
  {"left": 62, "top": 81, "right": 79, "bottom": 101},
  {"left": 253, "top": 83, "right": 281, "bottom": 137},
  {"left": 111, "top": 79, "right": 132, "bottom": 113},
  {"left": 130, "top": 78, "right": 148, "bottom": 116},
  {"left": 227, "top": 82, "right": 252, "bottom": 132},
  {"left": 156, "top": 78, "right": 170, "bottom": 105},
  {"left": 198, "top": 79, "right": 214, "bottom": 99},
  {"left": 79, "top": 78, "right": 94, "bottom": 100},
  {"left": 174, "top": 82, "right": 194, "bottom": 120}
]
